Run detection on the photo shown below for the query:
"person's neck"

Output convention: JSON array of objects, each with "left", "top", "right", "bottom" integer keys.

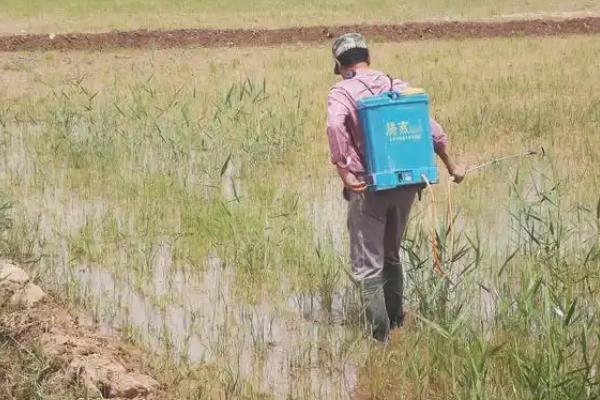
[
  {"left": 348, "top": 62, "right": 369, "bottom": 74},
  {"left": 352, "top": 62, "right": 369, "bottom": 71},
  {"left": 341, "top": 63, "right": 370, "bottom": 79}
]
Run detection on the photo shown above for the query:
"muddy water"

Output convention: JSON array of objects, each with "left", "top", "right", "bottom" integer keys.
[
  {"left": 73, "top": 240, "right": 358, "bottom": 399},
  {"left": 220, "top": 155, "right": 242, "bottom": 203},
  {"left": 301, "top": 175, "right": 347, "bottom": 254},
  {"left": 0, "top": 127, "right": 358, "bottom": 398}
]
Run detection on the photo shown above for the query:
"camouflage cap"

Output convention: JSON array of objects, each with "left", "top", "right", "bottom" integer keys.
[{"left": 332, "top": 33, "right": 368, "bottom": 59}]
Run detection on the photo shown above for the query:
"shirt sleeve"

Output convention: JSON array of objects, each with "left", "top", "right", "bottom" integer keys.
[
  {"left": 430, "top": 117, "right": 448, "bottom": 154},
  {"left": 326, "top": 89, "right": 353, "bottom": 168}
]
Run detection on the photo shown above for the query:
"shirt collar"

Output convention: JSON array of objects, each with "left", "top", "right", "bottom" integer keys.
[{"left": 354, "top": 68, "right": 383, "bottom": 77}]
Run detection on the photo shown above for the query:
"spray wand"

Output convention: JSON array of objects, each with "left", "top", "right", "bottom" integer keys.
[
  {"left": 464, "top": 148, "right": 543, "bottom": 176},
  {"left": 446, "top": 148, "right": 542, "bottom": 183}
]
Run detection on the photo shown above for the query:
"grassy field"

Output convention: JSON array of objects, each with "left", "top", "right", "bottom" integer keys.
[
  {"left": 0, "top": 0, "right": 599, "bottom": 34},
  {"left": 1, "top": 34, "right": 599, "bottom": 398}
]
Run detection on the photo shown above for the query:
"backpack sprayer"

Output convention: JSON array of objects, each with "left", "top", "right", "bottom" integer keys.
[
  {"left": 357, "top": 87, "right": 437, "bottom": 191},
  {"left": 357, "top": 86, "right": 540, "bottom": 190},
  {"left": 357, "top": 85, "right": 540, "bottom": 276}
]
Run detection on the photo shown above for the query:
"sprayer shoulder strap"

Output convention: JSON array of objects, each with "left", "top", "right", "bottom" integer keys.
[
  {"left": 336, "top": 80, "right": 373, "bottom": 162},
  {"left": 355, "top": 74, "right": 395, "bottom": 95},
  {"left": 355, "top": 78, "right": 375, "bottom": 96}
]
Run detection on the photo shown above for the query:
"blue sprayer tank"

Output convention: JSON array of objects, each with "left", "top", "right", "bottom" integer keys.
[{"left": 357, "top": 89, "right": 438, "bottom": 191}]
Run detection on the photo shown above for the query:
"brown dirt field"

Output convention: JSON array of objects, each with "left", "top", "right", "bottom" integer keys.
[{"left": 1, "top": 17, "right": 599, "bottom": 52}]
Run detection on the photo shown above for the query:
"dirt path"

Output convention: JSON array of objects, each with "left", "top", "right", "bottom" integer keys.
[{"left": 1, "top": 17, "right": 599, "bottom": 52}]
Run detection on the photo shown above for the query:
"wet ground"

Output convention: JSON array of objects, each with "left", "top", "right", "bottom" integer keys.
[
  {"left": 72, "top": 248, "right": 358, "bottom": 398},
  {"left": 1, "top": 17, "right": 599, "bottom": 51},
  {"left": 24, "top": 173, "right": 360, "bottom": 398},
  {"left": 0, "top": 122, "right": 360, "bottom": 398}
]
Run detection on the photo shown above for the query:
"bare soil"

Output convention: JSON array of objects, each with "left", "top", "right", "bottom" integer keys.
[
  {"left": 0, "top": 261, "right": 162, "bottom": 399},
  {"left": 1, "top": 17, "right": 599, "bottom": 52}
]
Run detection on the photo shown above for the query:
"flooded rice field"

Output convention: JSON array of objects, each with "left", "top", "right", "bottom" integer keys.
[
  {"left": 2, "top": 35, "right": 598, "bottom": 397},
  {"left": 11, "top": 160, "right": 360, "bottom": 398},
  {"left": 71, "top": 250, "right": 358, "bottom": 398}
]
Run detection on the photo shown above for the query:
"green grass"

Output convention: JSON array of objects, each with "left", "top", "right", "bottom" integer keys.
[
  {"left": 0, "top": 336, "right": 83, "bottom": 400},
  {"left": 1, "top": 35, "right": 599, "bottom": 398},
  {"left": 359, "top": 170, "right": 600, "bottom": 399},
  {"left": 0, "top": 0, "right": 599, "bottom": 33}
]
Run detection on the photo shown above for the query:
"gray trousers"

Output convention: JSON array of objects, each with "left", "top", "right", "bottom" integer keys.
[{"left": 346, "top": 187, "right": 417, "bottom": 341}]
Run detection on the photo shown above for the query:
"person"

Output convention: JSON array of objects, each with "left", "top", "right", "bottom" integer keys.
[{"left": 326, "top": 33, "right": 466, "bottom": 342}]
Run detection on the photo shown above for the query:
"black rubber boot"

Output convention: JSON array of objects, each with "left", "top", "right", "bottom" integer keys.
[
  {"left": 360, "top": 274, "right": 390, "bottom": 342},
  {"left": 383, "top": 262, "right": 404, "bottom": 330}
]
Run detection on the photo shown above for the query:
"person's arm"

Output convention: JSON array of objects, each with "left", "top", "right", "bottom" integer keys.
[
  {"left": 327, "top": 91, "right": 367, "bottom": 192},
  {"left": 430, "top": 118, "right": 466, "bottom": 183}
]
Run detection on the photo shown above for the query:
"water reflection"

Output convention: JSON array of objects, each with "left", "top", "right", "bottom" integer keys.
[{"left": 74, "top": 244, "right": 358, "bottom": 398}]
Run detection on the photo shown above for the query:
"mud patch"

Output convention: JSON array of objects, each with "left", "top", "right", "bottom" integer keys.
[
  {"left": 0, "top": 260, "right": 160, "bottom": 399},
  {"left": 1, "top": 17, "right": 599, "bottom": 52}
]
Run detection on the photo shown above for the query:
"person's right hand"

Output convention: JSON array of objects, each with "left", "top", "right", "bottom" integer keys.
[
  {"left": 336, "top": 165, "right": 368, "bottom": 192},
  {"left": 449, "top": 164, "right": 467, "bottom": 184}
]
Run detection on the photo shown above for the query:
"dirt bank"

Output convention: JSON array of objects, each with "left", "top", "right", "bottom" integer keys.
[
  {"left": 1, "top": 17, "right": 599, "bottom": 52},
  {"left": 0, "top": 260, "right": 162, "bottom": 399}
]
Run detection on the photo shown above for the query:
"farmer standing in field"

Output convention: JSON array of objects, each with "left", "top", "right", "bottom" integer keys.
[{"left": 327, "top": 33, "right": 466, "bottom": 342}]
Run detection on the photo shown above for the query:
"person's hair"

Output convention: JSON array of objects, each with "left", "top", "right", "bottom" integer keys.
[{"left": 336, "top": 47, "right": 370, "bottom": 67}]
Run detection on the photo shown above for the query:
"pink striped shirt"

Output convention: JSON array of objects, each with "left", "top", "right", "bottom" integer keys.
[{"left": 326, "top": 68, "right": 448, "bottom": 174}]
